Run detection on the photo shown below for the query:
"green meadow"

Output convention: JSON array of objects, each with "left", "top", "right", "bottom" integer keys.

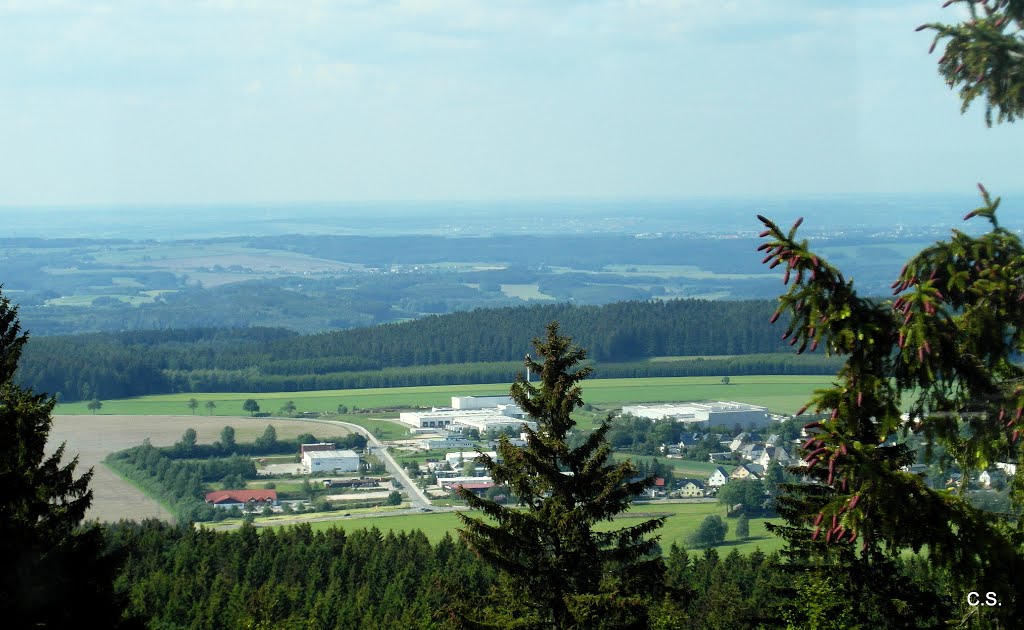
[
  {"left": 289, "top": 502, "right": 783, "bottom": 555},
  {"left": 56, "top": 374, "right": 833, "bottom": 417},
  {"left": 610, "top": 453, "right": 722, "bottom": 478}
]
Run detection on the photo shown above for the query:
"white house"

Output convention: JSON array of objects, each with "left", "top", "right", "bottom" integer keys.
[
  {"left": 707, "top": 466, "right": 730, "bottom": 489},
  {"left": 756, "top": 446, "right": 791, "bottom": 468},
  {"left": 302, "top": 449, "right": 360, "bottom": 473}
]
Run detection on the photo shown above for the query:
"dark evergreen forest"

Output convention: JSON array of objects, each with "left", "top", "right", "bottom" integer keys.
[
  {"left": 103, "top": 520, "right": 946, "bottom": 629},
  {"left": 16, "top": 299, "right": 841, "bottom": 401}
]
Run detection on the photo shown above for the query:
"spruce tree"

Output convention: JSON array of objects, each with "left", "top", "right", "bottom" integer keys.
[
  {"left": 919, "top": 0, "right": 1024, "bottom": 126},
  {"left": 455, "top": 321, "right": 665, "bottom": 629},
  {"left": 759, "top": 5, "right": 1024, "bottom": 626},
  {"left": 0, "top": 289, "right": 134, "bottom": 626}
]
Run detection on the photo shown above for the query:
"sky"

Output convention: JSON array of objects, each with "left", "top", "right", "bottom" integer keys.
[{"left": 1, "top": 0, "right": 1022, "bottom": 206}]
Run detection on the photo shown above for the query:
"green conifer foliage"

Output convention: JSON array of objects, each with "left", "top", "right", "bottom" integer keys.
[
  {"left": 759, "top": 4, "right": 1024, "bottom": 625},
  {"left": 456, "top": 321, "right": 665, "bottom": 629},
  {"left": 919, "top": 0, "right": 1024, "bottom": 126},
  {"left": 757, "top": 198, "right": 1024, "bottom": 625},
  {"left": 0, "top": 289, "right": 133, "bottom": 626}
]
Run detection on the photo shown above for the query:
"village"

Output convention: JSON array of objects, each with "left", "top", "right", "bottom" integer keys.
[
  {"left": 193, "top": 396, "right": 797, "bottom": 515},
  {"left": 197, "top": 394, "right": 1019, "bottom": 519}
]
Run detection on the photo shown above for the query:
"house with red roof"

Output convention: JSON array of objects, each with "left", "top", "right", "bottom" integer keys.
[{"left": 204, "top": 489, "right": 278, "bottom": 509}]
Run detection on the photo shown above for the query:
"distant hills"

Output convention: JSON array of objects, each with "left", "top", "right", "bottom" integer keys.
[{"left": 3, "top": 226, "right": 948, "bottom": 336}]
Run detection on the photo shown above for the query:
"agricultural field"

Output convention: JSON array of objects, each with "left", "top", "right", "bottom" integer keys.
[
  {"left": 499, "top": 283, "right": 557, "bottom": 300},
  {"left": 55, "top": 374, "right": 833, "bottom": 418},
  {"left": 49, "top": 414, "right": 349, "bottom": 522}
]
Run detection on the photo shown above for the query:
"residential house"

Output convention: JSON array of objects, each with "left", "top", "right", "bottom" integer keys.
[
  {"left": 647, "top": 477, "right": 667, "bottom": 498},
  {"left": 678, "top": 479, "right": 706, "bottom": 498},
  {"left": 678, "top": 433, "right": 703, "bottom": 449},
  {"left": 737, "top": 442, "right": 765, "bottom": 462},
  {"left": 730, "top": 463, "right": 765, "bottom": 481},
  {"left": 709, "top": 452, "right": 735, "bottom": 464},
  {"left": 707, "top": 467, "right": 730, "bottom": 489},
  {"left": 755, "top": 446, "right": 792, "bottom": 468},
  {"left": 728, "top": 432, "right": 755, "bottom": 452}
]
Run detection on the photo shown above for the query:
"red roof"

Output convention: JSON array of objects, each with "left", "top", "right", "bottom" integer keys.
[
  {"left": 205, "top": 489, "right": 278, "bottom": 504},
  {"left": 654, "top": 477, "right": 666, "bottom": 487}
]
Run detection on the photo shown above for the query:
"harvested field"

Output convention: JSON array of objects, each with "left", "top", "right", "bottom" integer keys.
[{"left": 48, "top": 415, "right": 349, "bottom": 523}]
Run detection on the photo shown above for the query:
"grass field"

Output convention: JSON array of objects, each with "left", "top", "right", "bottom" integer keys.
[
  {"left": 610, "top": 453, "right": 721, "bottom": 478},
  {"left": 285, "top": 502, "right": 783, "bottom": 555},
  {"left": 55, "top": 375, "right": 833, "bottom": 418}
]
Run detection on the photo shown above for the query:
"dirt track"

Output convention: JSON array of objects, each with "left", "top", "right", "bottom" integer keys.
[{"left": 49, "top": 415, "right": 345, "bottom": 523}]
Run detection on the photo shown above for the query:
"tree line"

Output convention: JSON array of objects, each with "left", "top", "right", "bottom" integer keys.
[{"left": 17, "top": 298, "right": 838, "bottom": 401}]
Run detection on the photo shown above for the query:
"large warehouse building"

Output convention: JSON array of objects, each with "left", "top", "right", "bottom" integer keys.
[
  {"left": 302, "top": 449, "right": 360, "bottom": 473},
  {"left": 620, "top": 401, "right": 771, "bottom": 429},
  {"left": 399, "top": 396, "right": 535, "bottom": 432}
]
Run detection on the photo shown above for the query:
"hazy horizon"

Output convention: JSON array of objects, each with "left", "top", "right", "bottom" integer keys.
[
  {"left": 3, "top": 2, "right": 1023, "bottom": 207},
  {"left": 3, "top": 192, "right": 1018, "bottom": 241}
]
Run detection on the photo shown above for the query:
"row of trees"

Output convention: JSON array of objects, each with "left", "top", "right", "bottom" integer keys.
[{"left": 185, "top": 398, "right": 217, "bottom": 414}]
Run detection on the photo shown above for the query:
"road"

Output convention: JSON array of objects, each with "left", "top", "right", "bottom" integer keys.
[{"left": 326, "top": 419, "right": 433, "bottom": 508}]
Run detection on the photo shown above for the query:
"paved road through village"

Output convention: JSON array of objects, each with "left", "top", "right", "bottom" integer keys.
[{"left": 328, "top": 419, "right": 433, "bottom": 508}]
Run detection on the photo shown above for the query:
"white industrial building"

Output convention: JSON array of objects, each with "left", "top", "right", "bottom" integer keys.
[
  {"left": 399, "top": 396, "right": 535, "bottom": 432},
  {"left": 302, "top": 449, "right": 360, "bottom": 473},
  {"left": 621, "top": 401, "right": 771, "bottom": 429},
  {"left": 452, "top": 395, "right": 514, "bottom": 409},
  {"left": 445, "top": 451, "right": 499, "bottom": 469},
  {"left": 451, "top": 414, "right": 537, "bottom": 433}
]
